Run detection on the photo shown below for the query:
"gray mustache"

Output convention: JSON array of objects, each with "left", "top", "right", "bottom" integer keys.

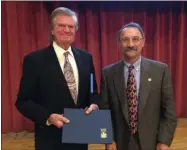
[{"left": 124, "top": 47, "right": 137, "bottom": 51}]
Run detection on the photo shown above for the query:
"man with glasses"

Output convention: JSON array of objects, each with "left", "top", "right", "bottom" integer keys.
[{"left": 99, "top": 22, "right": 177, "bottom": 150}]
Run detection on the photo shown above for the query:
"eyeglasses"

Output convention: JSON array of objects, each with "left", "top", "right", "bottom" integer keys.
[{"left": 120, "top": 37, "right": 143, "bottom": 44}]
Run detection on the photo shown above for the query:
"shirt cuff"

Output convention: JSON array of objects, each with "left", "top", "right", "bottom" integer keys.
[{"left": 46, "top": 120, "right": 51, "bottom": 126}]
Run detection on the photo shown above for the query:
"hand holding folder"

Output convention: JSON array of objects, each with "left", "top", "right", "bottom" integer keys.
[
  {"left": 85, "top": 104, "right": 98, "bottom": 114},
  {"left": 62, "top": 108, "right": 113, "bottom": 144}
]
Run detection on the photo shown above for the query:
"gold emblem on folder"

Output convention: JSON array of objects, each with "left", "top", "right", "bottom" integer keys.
[{"left": 100, "top": 128, "right": 107, "bottom": 138}]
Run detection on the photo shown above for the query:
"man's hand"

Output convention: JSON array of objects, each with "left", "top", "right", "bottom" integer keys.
[
  {"left": 156, "top": 143, "right": 170, "bottom": 150},
  {"left": 106, "top": 141, "right": 117, "bottom": 150},
  {"left": 48, "top": 113, "right": 70, "bottom": 128},
  {"left": 85, "top": 104, "right": 98, "bottom": 114}
]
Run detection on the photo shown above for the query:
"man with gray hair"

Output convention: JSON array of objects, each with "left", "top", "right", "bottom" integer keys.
[
  {"left": 16, "top": 7, "right": 98, "bottom": 150},
  {"left": 99, "top": 22, "right": 177, "bottom": 150}
]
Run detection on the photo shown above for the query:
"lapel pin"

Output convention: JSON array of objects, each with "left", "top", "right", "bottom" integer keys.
[{"left": 148, "top": 78, "right": 152, "bottom": 82}]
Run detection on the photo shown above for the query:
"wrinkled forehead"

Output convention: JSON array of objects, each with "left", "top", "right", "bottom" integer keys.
[{"left": 120, "top": 27, "right": 142, "bottom": 38}]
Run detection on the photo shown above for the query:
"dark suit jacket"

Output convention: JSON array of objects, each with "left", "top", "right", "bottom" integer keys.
[
  {"left": 99, "top": 57, "right": 177, "bottom": 150},
  {"left": 15, "top": 45, "right": 98, "bottom": 150}
]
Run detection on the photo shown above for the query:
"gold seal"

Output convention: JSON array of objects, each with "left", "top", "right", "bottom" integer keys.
[{"left": 100, "top": 128, "right": 107, "bottom": 138}]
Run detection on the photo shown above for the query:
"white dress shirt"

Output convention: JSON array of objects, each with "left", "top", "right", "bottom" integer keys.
[{"left": 53, "top": 41, "right": 79, "bottom": 94}]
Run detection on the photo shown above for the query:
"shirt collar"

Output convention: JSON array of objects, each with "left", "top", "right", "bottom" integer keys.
[
  {"left": 123, "top": 56, "right": 141, "bottom": 71},
  {"left": 53, "top": 41, "right": 74, "bottom": 60}
]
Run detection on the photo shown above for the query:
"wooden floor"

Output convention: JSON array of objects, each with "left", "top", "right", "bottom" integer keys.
[{"left": 2, "top": 118, "right": 187, "bottom": 150}]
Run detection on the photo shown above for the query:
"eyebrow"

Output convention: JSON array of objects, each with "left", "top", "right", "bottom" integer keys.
[{"left": 121, "top": 36, "right": 142, "bottom": 38}]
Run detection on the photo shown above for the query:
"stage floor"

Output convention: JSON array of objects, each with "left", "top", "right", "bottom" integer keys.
[{"left": 2, "top": 118, "right": 187, "bottom": 150}]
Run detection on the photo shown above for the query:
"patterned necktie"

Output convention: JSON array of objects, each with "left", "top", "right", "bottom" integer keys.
[
  {"left": 63, "top": 52, "right": 77, "bottom": 104},
  {"left": 126, "top": 65, "right": 138, "bottom": 134}
]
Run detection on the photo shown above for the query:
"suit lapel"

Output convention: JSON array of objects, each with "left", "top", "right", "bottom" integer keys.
[
  {"left": 45, "top": 45, "right": 76, "bottom": 106},
  {"left": 45, "top": 45, "right": 67, "bottom": 86},
  {"left": 45, "top": 46, "right": 85, "bottom": 106},
  {"left": 113, "top": 60, "right": 129, "bottom": 124},
  {"left": 71, "top": 48, "right": 84, "bottom": 103},
  {"left": 138, "top": 57, "right": 152, "bottom": 116}
]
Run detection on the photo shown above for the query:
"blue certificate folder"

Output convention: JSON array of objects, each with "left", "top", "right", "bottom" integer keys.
[{"left": 62, "top": 108, "right": 113, "bottom": 144}]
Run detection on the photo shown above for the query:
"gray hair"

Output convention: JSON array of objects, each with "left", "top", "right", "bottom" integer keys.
[
  {"left": 50, "top": 7, "right": 79, "bottom": 41},
  {"left": 117, "top": 22, "right": 145, "bottom": 41}
]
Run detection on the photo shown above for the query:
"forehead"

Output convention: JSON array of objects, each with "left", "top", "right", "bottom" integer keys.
[
  {"left": 53, "top": 14, "right": 75, "bottom": 25},
  {"left": 120, "top": 27, "right": 142, "bottom": 38}
]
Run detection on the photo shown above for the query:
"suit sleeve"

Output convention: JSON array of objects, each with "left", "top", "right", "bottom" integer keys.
[
  {"left": 15, "top": 55, "right": 51, "bottom": 126},
  {"left": 89, "top": 55, "right": 99, "bottom": 105},
  {"left": 99, "top": 70, "right": 110, "bottom": 109},
  {"left": 99, "top": 69, "right": 116, "bottom": 142},
  {"left": 157, "top": 65, "right": 177, "bottom": 146}
]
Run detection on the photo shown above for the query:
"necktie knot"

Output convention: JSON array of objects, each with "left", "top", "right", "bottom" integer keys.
[
  {"left": 64, "top": 51, "right": 70, "bottom": 58},
  {"left": 129, "top": 65, "right": 134, "bottom": 72}
]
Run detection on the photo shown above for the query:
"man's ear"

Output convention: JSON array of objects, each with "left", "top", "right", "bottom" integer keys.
[
  {"left": 142, "top": 38, "right": 145, "bottom": 47},
  {"left": 51, "top": 30, "right": 54, "bottom": 35}
]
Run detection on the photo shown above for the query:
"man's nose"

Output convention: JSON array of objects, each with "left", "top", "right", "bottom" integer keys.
[
  {"left": 127, "top": 39, "right": 134, "bottom": 47},
  {"left": 64, "top": 26, "right": 70, "bottom": 32}
]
